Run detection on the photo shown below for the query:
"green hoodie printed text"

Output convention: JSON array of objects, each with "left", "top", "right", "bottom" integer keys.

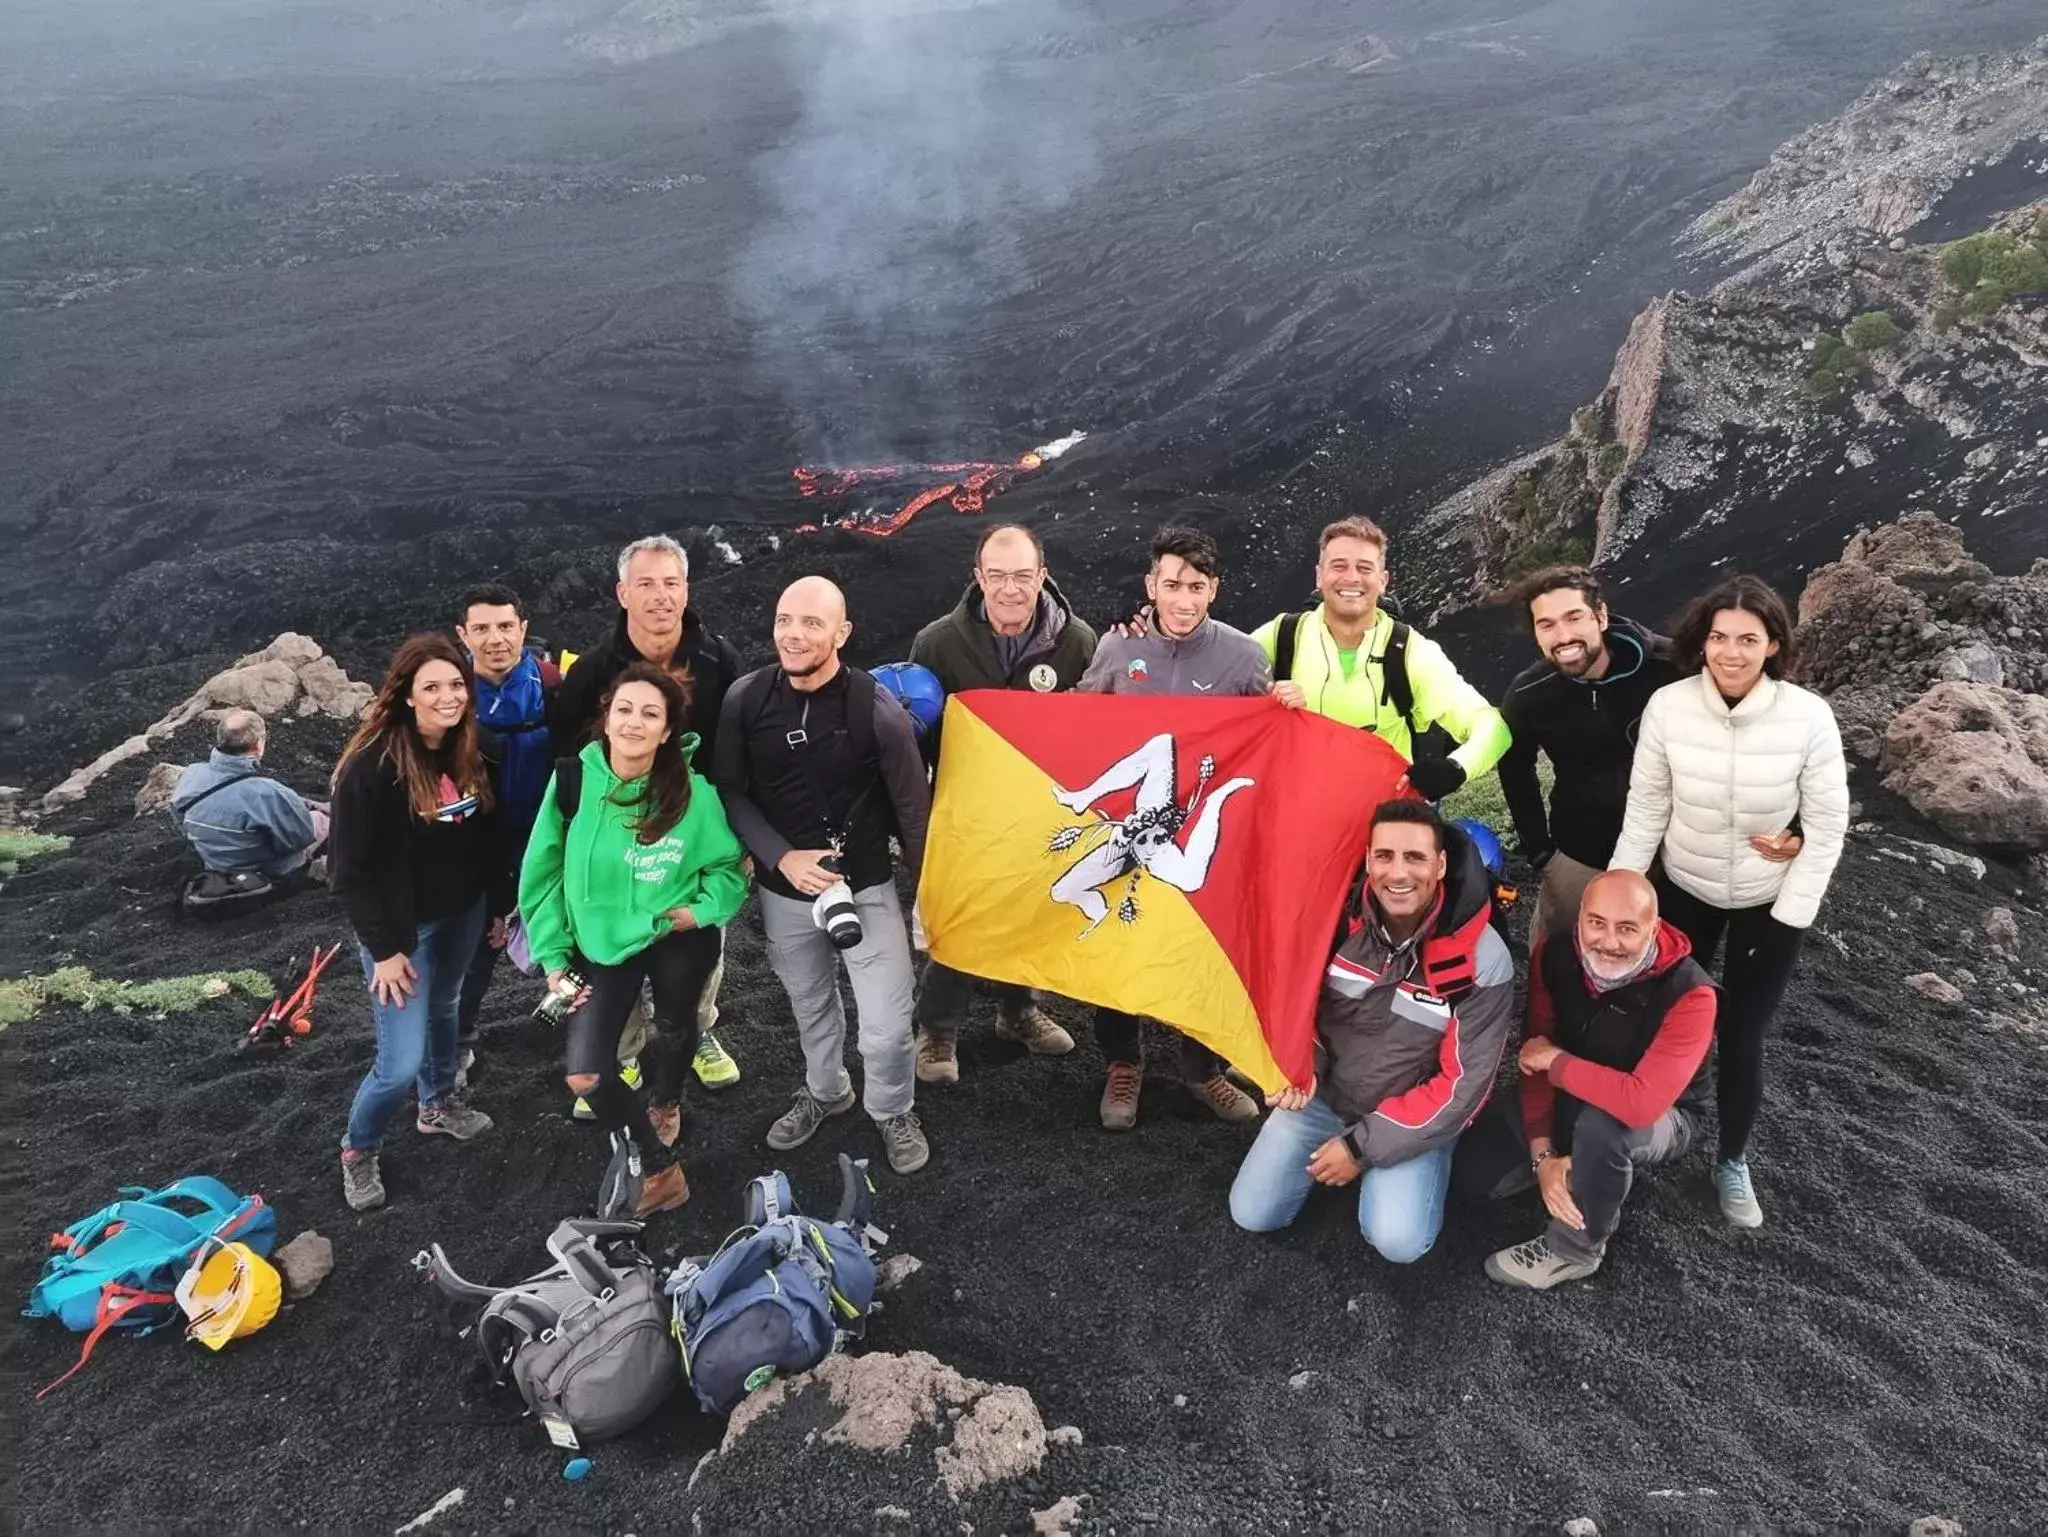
[{"left": 518, "top": 739, "right": 752, "bottom": 975}]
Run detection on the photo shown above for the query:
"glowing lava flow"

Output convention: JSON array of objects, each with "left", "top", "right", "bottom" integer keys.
[{"left": 794, "top": 430, "right": 1087, "bottom": 536}]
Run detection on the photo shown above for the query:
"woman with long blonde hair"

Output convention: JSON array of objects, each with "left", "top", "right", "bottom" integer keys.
[{"left": 330, "top": 633, "right": 508, "bottom": 1211}]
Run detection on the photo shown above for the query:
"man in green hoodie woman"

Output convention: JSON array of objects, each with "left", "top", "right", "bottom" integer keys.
[{"left": 519, "top": 663, "right": 751, "bottom": 1216}]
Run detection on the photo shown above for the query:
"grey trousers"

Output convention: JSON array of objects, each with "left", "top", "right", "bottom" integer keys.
[
  {"left": 1531, "top": 852, "right": 1601, "bottom": 955},
  {"left": 1548, "top": 1102, "right": 1698, "bottom": 1261},
  {"left": 760, "top": 882, "right": 916, "bottom": 1121}
]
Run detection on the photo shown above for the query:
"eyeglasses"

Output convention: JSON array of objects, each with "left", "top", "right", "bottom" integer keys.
[{"left": 978, "top": 568, "right": 1043, "bottom": 591}]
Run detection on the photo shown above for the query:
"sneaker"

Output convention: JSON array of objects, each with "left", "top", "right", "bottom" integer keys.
[
  {"left": 1484, "top": 1234, "right": 1602, "bottom": 1290},
  {"left": 766, "top": 1084, "right": 858, "bottom": 1150},
  {"left": 649, "top": 1101, "right": 682, "bottom": 1149},
  {"left": 634, "top": 1163, "right": 690, "bottom": 1217},
  {"left": 879, "top": 1112, "right": 930, "bottom": 1174},
  {"left": 576, "top": 1057, "right": 643, "bottom": 1120},
  {"left": 692, "top": 1030, "right": 741, "bottom": 1089},
  {"left": 994, "top": 1006, "right": 1075, "bottom": 1056},
  {"left": 341, "top": 1147, "right": 385, "bottom": 1211},
  {"left": 1189, "top": 1073, "right": 1261, "bottom": 1125},
  {"left": 915, "top": 1031, "right": 960, "bottom": 1085},
  {"left": 1715, "top": 1159, "right": 1765, "bottom": 1229},
  {"left": 571, "top": 1095, "right": 596, "bottom": 1122},
  {"left": 1100, "top": 1062, "right": 1142, "bottom": 1131},
  {"left": 417, "top": 1091, "right": 493, "bottom": 1141}
]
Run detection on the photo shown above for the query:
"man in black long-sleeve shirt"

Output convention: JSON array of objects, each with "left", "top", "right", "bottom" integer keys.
[
  {"left": 1497, "top": 567, "right": 1683, "bottom": 952},
  {"left": 713, "top": 576, "right": 935, "bottom": 1176}
]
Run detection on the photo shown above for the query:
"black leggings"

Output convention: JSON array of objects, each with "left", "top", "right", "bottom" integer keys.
[
  {"left": 563, "top": 926, "right": 720, "bottom": 1167},
  {"left": 1653, "top": 879, "right": 1805, "bottom": 1163},
  {"left": 1094, "top": 1007, "right": 1227, "bottom": 1080}
]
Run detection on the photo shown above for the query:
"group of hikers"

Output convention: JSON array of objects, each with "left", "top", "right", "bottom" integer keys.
[{"left": 176, "top": 513, "right": 1849, "bottom": 1290}]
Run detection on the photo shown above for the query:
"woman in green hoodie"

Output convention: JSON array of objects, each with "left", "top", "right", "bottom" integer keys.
[{"left": 519, "top": 663, "right": 750, "bottom": 1216}]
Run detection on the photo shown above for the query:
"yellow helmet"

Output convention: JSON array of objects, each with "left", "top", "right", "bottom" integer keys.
[{"left": 175, "top": 1241, "right": 283, "bottom": 1351}]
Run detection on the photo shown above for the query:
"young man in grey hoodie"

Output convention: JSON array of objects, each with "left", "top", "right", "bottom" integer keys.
[{"left": 1076, "top": 524, "right": 1271, "bottom": 1130}]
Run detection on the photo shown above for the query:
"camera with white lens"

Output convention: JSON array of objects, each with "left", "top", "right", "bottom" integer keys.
[{"left": 811, "top": 854, "right": 862, "bottom": 950}]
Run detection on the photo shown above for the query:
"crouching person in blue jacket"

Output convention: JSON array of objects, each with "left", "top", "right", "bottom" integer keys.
[
  {"left": 172, "top": 710, "right": 327, "bottom": 879},
  {"left": 1230, "top": 801, "right": 1513, "bottom": 1262}
]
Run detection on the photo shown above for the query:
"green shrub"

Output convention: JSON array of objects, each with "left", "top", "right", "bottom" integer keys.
[
  {"left": 1843, "top": 311, "right": 1901, "bottom": 351},
  {"left": 1596, "top": 442, "right": 1628, "bottom": 480},
  {"left": 1801, "top": 366, "right": 1847, "bottom": 400},
  {"left": 1930, "top": 299, "right": 1962, "bottom": 333},
  {"left": 1808, "top": 331, "right": 1844, "bottom": 367},
  {"left": 0, "top": 965, "right": 275, "bottom": 1030},
  {"left": 0, "top": 829, "right": 71, "bottom": 877},
  {"left": 1502, "top": 537, "right": 1593, "bottom": 581}
]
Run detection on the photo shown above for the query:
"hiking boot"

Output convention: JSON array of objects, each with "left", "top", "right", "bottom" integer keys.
[
  {"left": 1189, "top": 1072, "right": 1261, "bottom": 1124},
  {"left": 649, "top": 1101, "right": 682, "bottom": 1150},
  {"left": 879, "top": 1111, "right": 931, "bottom": 1175},
  {"left": 341, "top": 1147, "right": 385, "bottom": 1211},
  {"left": 417, "top": 1090, "right": 493, "bottom": 1141},
  {"left": 1484, "top": 1234, "right": 1602, "bottom": 1290},
  {"left": 692, "top": 1030, "right": 741, "bottom": 1089},
  {"left": 1100, "top": 1062, "right": 1142, "bottom": 1131},
  {"left": 1715, "top": 1159, "right": 1765, "bottom": 1229},
  {"left": 767, "top": 1084, "right": 858, "bottom": 1150},
  {"left": 994, "top": 1005, "right": 1075, "bottom": 1056},
  {"left": 634, "top": 1163, "right": 690, "bottom": 1217},
  {"left": 915, "top": 1031, "right": 960, "bottom": 1085}
]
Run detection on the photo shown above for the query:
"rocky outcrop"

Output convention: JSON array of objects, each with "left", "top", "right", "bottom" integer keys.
[
  {"left": 704, "top": 1351, "right": 1053, "bottom": 1502},
  {"left": 134, "top": 762, "right": 184, "bottom": 817},
  {"left": 40, "top": 635, "right": 371, "bottom": 812},
  {"left": 1691, "top": 37, "right": 2048, "bottom": 279},
  {"left": 1794, "top": 512, "right": 2048, "bottom": 758},
  {"left": 1880, "top": 682, "right": 2048, "bottom": 851}
]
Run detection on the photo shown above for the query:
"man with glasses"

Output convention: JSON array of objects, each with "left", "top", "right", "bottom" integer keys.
[{"left": 907, "top": 523, "right": 1096, "bottom": 1082}]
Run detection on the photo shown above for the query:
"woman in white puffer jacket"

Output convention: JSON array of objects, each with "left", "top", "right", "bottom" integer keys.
[{"left": 1611, "top": 575, "right": 1848, "bottom": 1231}]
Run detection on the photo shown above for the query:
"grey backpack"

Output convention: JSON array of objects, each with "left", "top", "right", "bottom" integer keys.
[{"left": 416, "top": 1216, "right": 679, "bottom": 1450}]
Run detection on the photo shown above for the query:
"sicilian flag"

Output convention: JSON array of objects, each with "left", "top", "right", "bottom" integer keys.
[{"left": 921, "top": 692, "right": 1411, "bottom": 1093}]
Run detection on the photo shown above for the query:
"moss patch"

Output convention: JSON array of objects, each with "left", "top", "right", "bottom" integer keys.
[
  {"left": 0, "top": 966, "right": 274, "bottom": 1030},
  {"left": 0, "top": 828, "right": 73, "bottom": 877}
]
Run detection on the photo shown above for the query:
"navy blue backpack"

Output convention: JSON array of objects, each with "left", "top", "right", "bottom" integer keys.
[{"left": 665, "top": 1155, "right": 883, "bottom": 1415}]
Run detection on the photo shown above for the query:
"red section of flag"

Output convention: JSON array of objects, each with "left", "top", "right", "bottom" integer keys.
[{"left": 956, "top": 690, "right": 1413, "bottom": 1085}]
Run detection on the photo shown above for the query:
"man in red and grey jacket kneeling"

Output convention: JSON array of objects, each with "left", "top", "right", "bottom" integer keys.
[
  {"left": 1484, "top": 868, "right": 1718, "bottom": 1289},
  {"left": 1230, "top": 800, "right": 1514, "bottom": 1263}
]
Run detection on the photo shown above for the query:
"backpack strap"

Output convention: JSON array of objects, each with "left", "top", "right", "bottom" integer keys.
[
  {"left": 1381, "top": 622, "right": 1418, "bottom": 740},
  {"left": 552, "top": 756, "right": 584, "bottom": 826},
  {"left": 1271, "top": 611, "right": 1307, "bottom": 682},
  {"left": 1418, "top": 899, "right": 1491, "bottom": 1001},
  {"left": 35, "top": 1283, "right": 181, "bottom": 1398}
]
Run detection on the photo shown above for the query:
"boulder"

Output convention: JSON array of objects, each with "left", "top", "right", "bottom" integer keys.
[
  {"left": 273, "top": 1230, "right": 335, "bottom": 1301},
  {"left": 200, "top": 659, "right": 301, "bottom": 716},
  {"left": 134, "top": 762, "right": 184, "bottom": 817},
  {"left": 714, "top": 1350, "right": 1050, "bottom": 1501},
  {"left": 1881, "top": 683, "right": 2048, "bottom": 850},
  {"left": 1838, "top": 511, "right": 1991, "bottom": 587},
  {"left": 1904, "top": 972, "right": 1966, "bottom": 1007},
  {"left": 1982, "top": 907, "right": 2022, "bottom": 962}
]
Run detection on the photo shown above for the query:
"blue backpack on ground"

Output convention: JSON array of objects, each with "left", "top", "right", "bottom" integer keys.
[
  {"left": 25, "top": 1175, "right": 277, "bottom": 1396},
  {"left": 666, "top": 1154, "right": 883, "bottom": 1415}
]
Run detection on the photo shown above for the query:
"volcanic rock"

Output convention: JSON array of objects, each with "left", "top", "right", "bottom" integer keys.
[
  {"left": 1904, "top": 972, "right": 1967, "bottom": 1007},
  {"left": 1032, "top": 1494, "right": 1087, "bottom": 1535},
  {"left": 134, "top": 763, "right": 183, "bottom": 818},
  {"left": 1982, "top": 906, "right": 2022, "bottom": 961},
  {"left": 40, "top": 635, "right": 371, "bottom": 811},
  {"left": 273, "top": 1230, "right": 335, "bottom": 1301},
  {"left": 1881, "top": 682, "right": 2048, "bottom": 849},
  {"left": 712, "top": 1351, "right": 1049, "bottom": 1501}
]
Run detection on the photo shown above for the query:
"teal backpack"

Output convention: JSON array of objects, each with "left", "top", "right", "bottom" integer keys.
[{"left": 25, "top": 1175, "right": 277, "bottom": 1396}]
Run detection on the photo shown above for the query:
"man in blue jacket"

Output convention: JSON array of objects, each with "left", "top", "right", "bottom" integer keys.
[
  {"left": 455, "top": 584, "right": 559, "bottom": 1060},
  {"left": 172, "top": 711, "right": 326, "bottom": 878}
]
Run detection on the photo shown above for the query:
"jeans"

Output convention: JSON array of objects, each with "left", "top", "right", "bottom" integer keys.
[
  {"left": 914, "top": 961, "right": 1035, "bottom": 1041},
  {"left": 1094, "top": 1007, "right": 1226, "bottom": 1080},
  {"left": 563, "top": 926, "right": 720, "bottom": 1170},
  {"left": 761, "top": 882, "right": 917, "bottom": 1121},
  {"left": 1229, "top": 1093, "right": 1454, "bottom": 1263},
  {"left": 344, "top": 900, "right": 487, "bottom": 1151},
  {"left": 1654, "top": 879, "right": 1806, "bottom": 1162},
  {"left": 1547, "top": 1101, "right": 1698, "bottom": 1260}
]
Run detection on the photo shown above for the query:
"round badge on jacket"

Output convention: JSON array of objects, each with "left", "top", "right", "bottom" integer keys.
[{"left": 1028, "top": 663, "right": 1058, "bottom": 692}]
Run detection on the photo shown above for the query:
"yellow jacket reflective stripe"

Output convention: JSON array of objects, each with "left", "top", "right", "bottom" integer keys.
[{"left": 1249, "top": 606, "right": 1511, "bottom": 777}]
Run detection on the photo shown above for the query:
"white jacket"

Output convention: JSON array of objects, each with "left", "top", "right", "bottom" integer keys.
[{"left": 1610, "top": 670, "right": 1849, "bottom": 929}]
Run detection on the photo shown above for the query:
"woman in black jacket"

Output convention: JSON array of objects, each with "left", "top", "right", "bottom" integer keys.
[{"left": 330, "top": 633, "right": 508, "bottom": 1211}]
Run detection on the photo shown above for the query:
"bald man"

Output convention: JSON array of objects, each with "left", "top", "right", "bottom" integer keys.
[
  {"left": 713, "top": 577, "right": 935, "bottom": 1175},
  {"left": 1483, "top": 870, "right": 1719, "bottom": 1289}
]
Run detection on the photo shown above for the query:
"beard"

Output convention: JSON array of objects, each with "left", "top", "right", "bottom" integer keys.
[{"left": 1548, "top": 639, "right": 1605, "bottom": 677}]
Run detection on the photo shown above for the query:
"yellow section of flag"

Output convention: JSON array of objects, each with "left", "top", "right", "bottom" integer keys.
[{"left": 921, "top": 698, "right": 1283, "bottom": 1093}]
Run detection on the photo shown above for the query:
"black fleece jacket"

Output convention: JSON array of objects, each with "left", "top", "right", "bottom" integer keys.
[
  {"left": 330, "top": 733, "right": 512, "bottom": 961},
  {"left": 550, "top": 608, "right": 746, "bottom": 769},
  {"left": 1497, "top": 617, "right": 1683, "bottom": 868}
]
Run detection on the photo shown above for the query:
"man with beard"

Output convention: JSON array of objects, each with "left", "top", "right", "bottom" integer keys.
[
  {"left": 1483, "top": 869, "right": 1717, "bottom": 1289},
  {"left": 1497, "top": 567, "right": 1686, "bottom": 952},
  {"left": 453, "top": 584, "right": 559, "bottom": 1068},
  {"left": 1074, "top": 524, "right": 1266, "bottom": 1129},
  {"left": 554, "top": 536, "right": 748, "bottom": 1090},
  {"left": 713, "top": 576, "right": 933, "bottom": 1175},
  {"left": 1229, "top": 801, "right": 1513, "bottom": 1263},
  {"left": 1254, "top": 518, "right": 1509, "bottom": 802},
  {"left": 906, "top": 523, "right": 1093, "bottom": 1084}
]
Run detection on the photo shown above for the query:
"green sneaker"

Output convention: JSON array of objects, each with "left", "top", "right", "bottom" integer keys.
[
  {"left": 692, "top": 1030, "right": 740, "bottom": 1090},
  {"left": 573, "top": 1058, "right": 643, "bottom": 1120}
]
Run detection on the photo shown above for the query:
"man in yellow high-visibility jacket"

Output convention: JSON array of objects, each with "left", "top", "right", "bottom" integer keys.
[{"left": 1251, "top": 517, "right": 1511, "bottom": 802}]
